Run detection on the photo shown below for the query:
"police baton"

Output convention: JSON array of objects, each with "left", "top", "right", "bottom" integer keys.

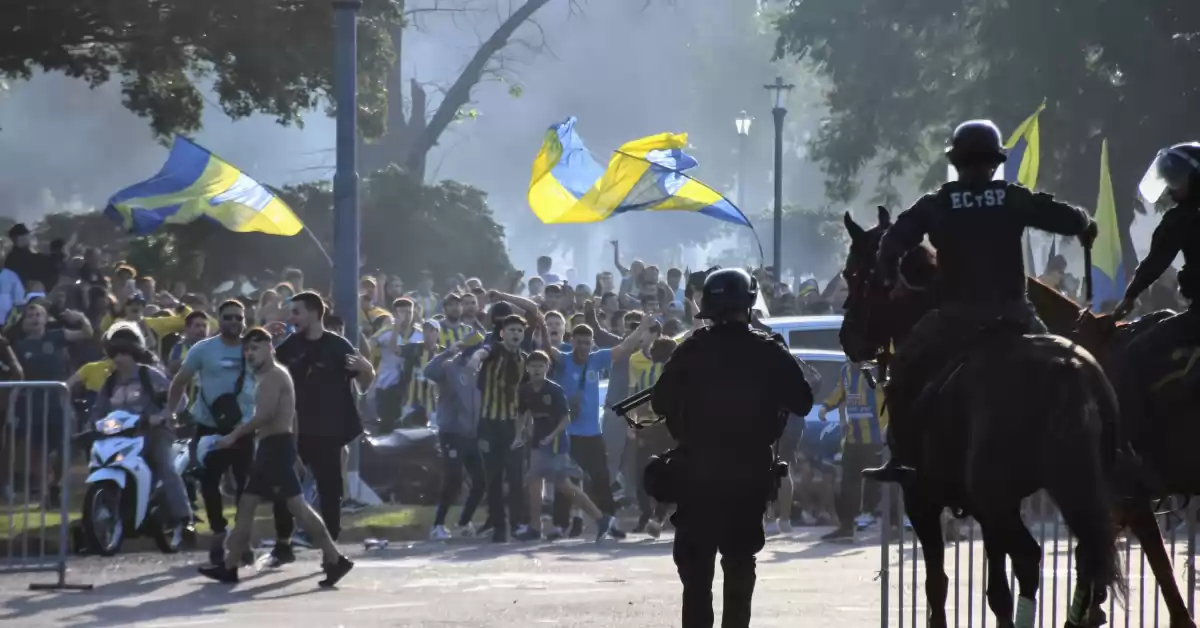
[{"left": 1082, "top": 240, "right": 1095, "bottom": 306}]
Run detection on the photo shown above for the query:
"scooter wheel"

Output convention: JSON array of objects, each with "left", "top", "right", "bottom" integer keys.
[{"left": 82, "top": 482, "right": 125, "bottom": 556}]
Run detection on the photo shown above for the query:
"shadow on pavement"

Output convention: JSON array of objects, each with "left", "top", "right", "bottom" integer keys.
[{"left": 0, "top": 561, "right": 331, "bottom": 626}]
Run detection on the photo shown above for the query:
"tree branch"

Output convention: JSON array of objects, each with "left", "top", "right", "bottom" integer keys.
[{"left": 402, "top": 0, "right": 554, "bottom": 176}]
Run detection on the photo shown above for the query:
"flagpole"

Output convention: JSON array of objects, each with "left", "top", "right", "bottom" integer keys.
[{"left": 303, "top": 226, "right": 333, "bottom": 268}]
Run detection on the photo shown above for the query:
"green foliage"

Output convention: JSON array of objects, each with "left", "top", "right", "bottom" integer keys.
[
  {"left": 0, "top": 1, "right": 401, "bottom": 139},
  {"left": 774, "top": 0, "right": 1200, "bottom": 267},
  {"left": 21, "top": 170, "right": 512, "bottom": 293}
]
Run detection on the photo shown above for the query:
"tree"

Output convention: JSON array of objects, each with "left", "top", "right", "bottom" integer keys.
[
  {"left": 1, "top": 1, "right": 401, "bottom": 139},
  {"left": 26, "top": 169, "right": 513, "bottom": 293},
  {"left": 360, "top": 0, "right": 559, "bottom": 179},
  {"left": 774, "top": 0, "right": 1200, "bottom": 272}
]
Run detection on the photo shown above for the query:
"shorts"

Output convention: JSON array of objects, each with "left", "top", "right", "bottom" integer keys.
[
  {"left": 529, "top": 448, "right": 582, "bottom": 482},
  {"left": 245, "top": 434, "right": 302, "bottom": 501}
]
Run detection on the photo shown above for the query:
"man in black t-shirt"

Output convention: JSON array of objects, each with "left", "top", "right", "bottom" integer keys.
[{"left": 272, "top": 292, "right": 375, "bottom": 541}]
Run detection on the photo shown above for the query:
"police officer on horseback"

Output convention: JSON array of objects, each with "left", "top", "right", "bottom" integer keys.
[
  {"left": 863, "top": 119, "right": 1098, "bottom": 484},
  {"left": 1111, "top": 143, "right": 1200, "bottom": 356},
  {"left": 651, "top": 268, "right": 813, "bottom": 628}
]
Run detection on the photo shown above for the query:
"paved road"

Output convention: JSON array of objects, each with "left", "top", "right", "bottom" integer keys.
[{"left": 0, "top": 528, "right": 887, "bottom": 627}]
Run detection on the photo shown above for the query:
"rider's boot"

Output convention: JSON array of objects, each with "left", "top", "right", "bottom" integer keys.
[{"left": 862, "top": 381, "right": 917, "bottom": 484}]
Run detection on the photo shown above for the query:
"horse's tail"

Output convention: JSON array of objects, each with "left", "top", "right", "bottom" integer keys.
[{"left": 1041, "top": 353, "right": 1128, "bottom": 606}]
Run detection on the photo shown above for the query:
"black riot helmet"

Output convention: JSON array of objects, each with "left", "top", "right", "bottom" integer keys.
[
  {"left": 946, "top": 120, "right": 1008, "bottom": 168},
  {"left": 695, "top": 268, "right": 757, "bottom": 322},
  {"left": 1139, "top": 142, "right": 1200, "bottom": 206}
]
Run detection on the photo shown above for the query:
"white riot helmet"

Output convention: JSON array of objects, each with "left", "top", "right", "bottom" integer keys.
[
  {"left": 194, "top": 434, "right": 222, "bottom": 469},
  {"left": 1139, "top": 142, "right": 1200, "bottom": 205}
]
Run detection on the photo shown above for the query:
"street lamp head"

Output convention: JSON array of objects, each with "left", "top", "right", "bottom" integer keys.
[
  {"left": 735, "top": 111, "right": 753, "bottom": 136},
  {"left": 763, "top": 76, "right": 796, "bottom": 111}
]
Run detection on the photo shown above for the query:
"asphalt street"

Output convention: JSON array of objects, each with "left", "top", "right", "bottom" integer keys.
[{"left": 0, "top": 528, "right": 887, "bottom": 627}]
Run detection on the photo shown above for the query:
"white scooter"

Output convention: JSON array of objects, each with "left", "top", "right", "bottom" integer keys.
[{"left": 81, "top": 411, "right": 190, "bottom": 555}]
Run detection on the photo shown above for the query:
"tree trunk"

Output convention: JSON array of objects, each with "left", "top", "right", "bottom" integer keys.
[{"left": 401, "top": 0, "right": 554, "bottom": 178}]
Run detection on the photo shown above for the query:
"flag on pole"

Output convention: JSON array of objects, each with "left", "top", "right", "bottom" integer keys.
[
  {"left": 106, "top": 136, "right": 304, "bottom": 236},
  {"left": 1091, "top": 138, "right": 1126, "bottom": 311},
  {"left": 999, "top": 102, "right": 1048, "bottom": 274},
  {"left": 528, "top": 117, "right": 751, "bottom": 227}
]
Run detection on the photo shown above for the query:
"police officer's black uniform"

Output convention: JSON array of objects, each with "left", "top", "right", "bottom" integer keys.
[
  {"left": 1114, "top": 143, "right": 1200, "bottom": 374},
  {"left": 863, "top": 119, "right": 1097, "bottom": 484},
  {"left": 651, "top": 268, "right": 813, "bottom": 628}
]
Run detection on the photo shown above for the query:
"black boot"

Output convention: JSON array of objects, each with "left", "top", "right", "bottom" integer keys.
[{"left": 863, "top": 382, "right": 917, "bottom": 484}]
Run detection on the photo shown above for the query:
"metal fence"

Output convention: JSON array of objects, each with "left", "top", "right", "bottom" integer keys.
[
  {"left": 878, "top": 486, "right": 1197, "bottom": 628},
  {"left": 2, "top": 381, "right": 91, "bottom": 590}
]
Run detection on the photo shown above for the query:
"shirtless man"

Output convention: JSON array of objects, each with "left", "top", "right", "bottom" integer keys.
[{"left": 198, "top": 327, "right": 354, "bottom": 587}]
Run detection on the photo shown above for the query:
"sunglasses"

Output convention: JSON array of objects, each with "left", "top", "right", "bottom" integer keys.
[{"left": 223, "top": 314, "right": 245, "bottom": 322}]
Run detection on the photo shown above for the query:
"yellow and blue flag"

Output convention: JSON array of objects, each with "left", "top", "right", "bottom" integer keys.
[
  {"left": 528, "top": 117, "right": 751, "bottom": 227},
  {"left": 105, "top": 136, "right": 304, "bottom": 236},
  {"left": 1003, "top": 102, "right": 1046, "bottom": 189},
  {"left": 1092, "top": 138, "right": 1126, "bottom": 311}
]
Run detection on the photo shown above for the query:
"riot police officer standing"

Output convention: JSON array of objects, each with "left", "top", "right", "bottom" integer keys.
[{"left": 651, "top": 268, "right": 814, "bottom": 628}]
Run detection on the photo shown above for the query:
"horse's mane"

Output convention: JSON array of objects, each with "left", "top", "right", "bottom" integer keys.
[{"left": 899, "top": 243, "right": 937, "bottom": 288}]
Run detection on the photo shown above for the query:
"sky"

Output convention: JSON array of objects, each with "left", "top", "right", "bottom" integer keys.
[{"left": 0, "top": 0, "right": 1160, "bottom": 285}]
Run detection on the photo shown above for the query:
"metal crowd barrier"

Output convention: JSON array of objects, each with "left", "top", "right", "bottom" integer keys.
[
  {"left": 879, "top": 486, "right": 1196, "bottom": 628},
  {"left": 2, "top": 381, "right": 91, "bottom": 590}
]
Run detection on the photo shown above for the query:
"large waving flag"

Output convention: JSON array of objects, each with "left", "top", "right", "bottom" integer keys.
[
  {"left": 528, "top": 117, "right": 751, "bottom": 227},
  {"left": 106, "top": 136, "right": 304, "bottom": 236},
  {"left": 1091, "top": 138, "right": 1126, "bottom": 311},
  {"left": 1003, "top": 102, "right": 1046, "bottom": 189},
  {"left": 1003, "top": 102, "right": 1047, "bottom": 274}
]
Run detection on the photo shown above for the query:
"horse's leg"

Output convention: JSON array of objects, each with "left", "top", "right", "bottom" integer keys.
[
  {"left": 1003, "top": 509, "right": 1043, "bottom": 628},
  {"left": 1067, "top": 542, "right": 1106, "bottom": 628},
  {"left": 1123, "top": 499, "right": 1196, "bottom": 628},
  {"left": 978, "top": 513, "right": 1017, "bottom": 628},
  {"left": 906, "top": 490, "right": 949, "bottom": 628}
]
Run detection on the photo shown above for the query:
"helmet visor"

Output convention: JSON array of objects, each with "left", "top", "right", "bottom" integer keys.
[{"left": 1140, "top": 148, "right": 1200, "bottom": 203}]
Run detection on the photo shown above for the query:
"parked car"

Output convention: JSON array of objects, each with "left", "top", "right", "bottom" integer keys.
[{"left": 761, "top": 315, "right": 844, "bottom": 351}]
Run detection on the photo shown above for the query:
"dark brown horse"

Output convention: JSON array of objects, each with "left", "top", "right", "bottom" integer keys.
[
  {"left": 1027, "top": 278, "right": 1198, "bottom": 628},
  {"left": 840, "top": 207, "right": 1127, "bottom": 628}
]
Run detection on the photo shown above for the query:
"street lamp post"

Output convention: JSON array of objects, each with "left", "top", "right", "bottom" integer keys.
[
  {"left": 333, "top": 0, "right": 362, "bottom": 345},
  {"left": 764, "top": 77, "right": 794, "bottom": 281},
  {"left": 734, "top": 110, "right": 752, "bottom": 212}
]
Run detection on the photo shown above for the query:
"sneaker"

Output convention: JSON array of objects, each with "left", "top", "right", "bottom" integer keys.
[
  {"left": 256, "top": 542, "right": 294, "bottom": 568},
  {"left": 491, "top": 528, "right": 508, "bottom": 543},
  {"left": 514, "top": 527, "right": 542, "bottom": 542},
  {"left": 821, "top": 526, "right": 855, "bottom": 542},
  {"left": 477, "top": 521, "right": 496, "bottom": 537},
  {"left": 854, "top": 513, "right": 877, "bottom": 530},
  {"left": 645, "top": 519, "right": 662, "bottom": 539},
  {"left": 764, "top": 519, "right": 781, "bottom": 536},
  {"left": 341, "top": 499, "right": 368, "bottom": 514},
  {"left": 595, "top": 516, "right": 615, "bottom": 544},
  {"left": 430, "top": 525, "right": 452, "bottom": 541},
  {"left": 455, "top": 522, "right": 476, "bottom": 538},
  {"left": 545, "top": 527, "right": 564, "bottom": 542},
  {"left": 607, "top": 523, "right": 627, "bottom": 540},
  {"left": 633, "top": 515, "right": 649, "bottom": 534},
  {"left": 568, "top": 517, "right": 584, "bottom": 539},
  {"left": 800, "top": 511, "right": 817, "bottom": 526},
  {"left": 198, "top": 563, "right": 239, "bottom": 584},
  {"left": 319, "top": 556, "right": 354, "bottom": 588},
  {"left": 779, "top": 519, "right": 794, "bottom": 534}
]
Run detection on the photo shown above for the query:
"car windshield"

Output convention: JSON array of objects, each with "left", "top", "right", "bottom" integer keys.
[{"left": 787, "top": 328, "right": 842, "bottom": 351}]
